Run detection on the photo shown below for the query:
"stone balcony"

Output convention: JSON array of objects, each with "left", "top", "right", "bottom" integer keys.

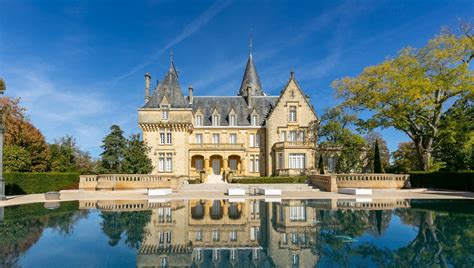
[
  {"left": 189, "top": 143, "right": 246, "bottom": 151},
  {"left": 273, "top": 141, "right": 316, "bottom": 149}
]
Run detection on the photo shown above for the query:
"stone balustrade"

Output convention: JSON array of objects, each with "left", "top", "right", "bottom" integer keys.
[
  {"left": 79, "top": 174, "right": 182, "bottom": 191},
  {"left": 273, "top": 141, "right": 315, "bottom": 149},
  {"left": 308, "top": 175, "right": 337, "bottom": 192},
  {"left": 309, "top": 173, "right": 410, "bottom": 192},
  {"left": 189, "top": 143, "right": 245, "bottom": 151},
  {"left": 336, "top": 174, "right": 409, "bottom": 189}
]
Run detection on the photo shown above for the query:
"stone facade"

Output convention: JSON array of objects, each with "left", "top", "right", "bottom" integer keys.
[{"left": 138, "top": 52, "right": 320, "bottom": 182}]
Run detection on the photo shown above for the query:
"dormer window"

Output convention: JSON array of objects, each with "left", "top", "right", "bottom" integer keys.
[
  {"left": 195, "top": 115, "right": 203, "bottom": 126},
  {"left": 229, "top": 114, "right": 237, "bottom": 126},
  {"left": 162, "top": 105, "right": 170, "bottom": 120},
  {"left": 212, "top": 114, "right": 220, "bottom": 126},
  {"left": 289, "top": 106, "right": 297, "bottom": 122},
  {"left": 251, "top": 114, "right": 258, "bottom": 126}
]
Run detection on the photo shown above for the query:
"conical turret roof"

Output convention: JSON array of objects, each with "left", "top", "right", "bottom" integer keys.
[{"left": 238, "top": 54, "right": 265, "bottom": 96}]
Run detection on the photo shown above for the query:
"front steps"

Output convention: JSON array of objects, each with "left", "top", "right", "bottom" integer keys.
[{"left": 181, "top": 183, "right": 318, "bottom": 193}]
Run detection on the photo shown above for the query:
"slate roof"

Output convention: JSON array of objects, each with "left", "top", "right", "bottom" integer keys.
[
  {"left": 192, "top": 96, "right": 278, "bottom": 126},
  {"left": 142, "top": 53, "right": 280, "bottom": 126},
  {"left": 143, "top": 61, "right": 188, "bottom": 109},
  {"left": 238, "top": 54, "right": 265, "bottom": 97}
]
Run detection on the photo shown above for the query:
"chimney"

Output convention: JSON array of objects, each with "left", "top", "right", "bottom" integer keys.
[
  {"left": 144, "top": 72, "right": 151, "bottom": 103},
  {"left": 188, "top": 86, "right": 193, "bottom": 104},
  {"left": 246, "top": 85, "right": 252, "bottom": 108}
]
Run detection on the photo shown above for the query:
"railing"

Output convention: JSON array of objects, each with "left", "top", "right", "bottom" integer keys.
[
  {"left": 274, "top": 141, "right": 315, "bottom": 149},
  {"left": 309, "top": 173, "right": 410, "bottom": 192},
  {"left": 309, "top": 175, "right": 337, "bottom": 192},
  {"left": 79, "top": 174, "right": 182, "bottom": 191},
  {"left": 189, "top": 143, "right": 245, "bottom": 151}
]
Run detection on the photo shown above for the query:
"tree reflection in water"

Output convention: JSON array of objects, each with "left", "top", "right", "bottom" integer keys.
[{"left": 0, "top": 199, "right": 473, "bottom": 267}]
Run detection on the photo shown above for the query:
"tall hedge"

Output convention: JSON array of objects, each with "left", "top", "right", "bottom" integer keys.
[
  {"left": 409, "top": 171, "right": 474, "bottom": 192},
  {"left": 4, "top": 172, "right": 80, "bottom": 195}
]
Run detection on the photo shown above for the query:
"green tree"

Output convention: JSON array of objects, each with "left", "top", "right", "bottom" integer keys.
[
  {"left": 333, "top": 26, "right": 474, "bottom": 170},
  {"left": 121, "top": 134, "right": 153, "bottom": 174},
  {"left": 99, "top": 125, "right": 127, "bottom": 173},
  {"left": 373, "top": 139, "right": 383, "bottom": 173},
  {"left": 390, "top": 142, "right": 420, "bottom": 173},
  {"left": 50, "top": 135, "right": 77, "bottom": 172},
  {"left": 433, "top": 97, "right": 473, "bottom": 171},
  {"left": 364, "top": 132, "right": 389, "bottom": 172},
  {"left": 1, "top": 97, "right": 51, "bottom": 171},
  {"left": 3, "top": 145, "right": 32, "bottom": 172},
  {"left": 318, "top": 155, "right": 325, "bottom": 174},
  {"left": 319, "top": 107, "right": 366, "bottom": 173}
]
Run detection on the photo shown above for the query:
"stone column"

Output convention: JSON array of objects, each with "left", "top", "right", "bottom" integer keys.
[
  {"left": 223, "top": 158, "right": 228, "bottom": 170},
  {"left": 204, "top": 158, "right": 210, "bottom": 173}
]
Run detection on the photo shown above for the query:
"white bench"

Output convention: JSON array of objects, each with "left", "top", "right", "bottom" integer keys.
[
  {"left": 338, "top": 188, "right": 373, "bottom": 196},
  {"left": 227, "top": 188, "right": 246, "bottom": 196},
  {"left": 148, "top": 188, "right": 172, "bottom": 196},
  {"left": 258, "top": 188, "right": 282, "bottom": 196}
]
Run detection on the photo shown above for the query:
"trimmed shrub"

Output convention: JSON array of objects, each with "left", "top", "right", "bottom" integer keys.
[
  {"left": 230, "top": 176, "right": 308, "bottom": 184},
  {"left": 4, "top": 172, "right": 80, "bottom": 195},
  {"left": 409, "top": 171, "right": 474, "bottom": 191}
]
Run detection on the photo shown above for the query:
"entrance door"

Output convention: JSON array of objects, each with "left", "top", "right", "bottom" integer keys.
[{"left": 212, "top": 159, "right": 221, "bottom": 175}]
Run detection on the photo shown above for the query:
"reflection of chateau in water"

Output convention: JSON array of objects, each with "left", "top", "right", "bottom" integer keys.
[{"left": 79, "top": 199, "right": 411, "bottom": 267}]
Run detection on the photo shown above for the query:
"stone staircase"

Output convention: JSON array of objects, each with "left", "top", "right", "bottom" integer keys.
[{"left": 205, "top": 174, "right": 226, "bottom": 184}]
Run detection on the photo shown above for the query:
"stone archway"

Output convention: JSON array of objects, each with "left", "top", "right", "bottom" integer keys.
[{"left": 210, "top": 155, "right": 223, "bottom": 175}]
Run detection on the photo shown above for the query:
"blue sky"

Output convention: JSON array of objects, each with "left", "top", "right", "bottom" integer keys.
[{"left": 1, "top": 0, "right": 473, "bottom": 157}]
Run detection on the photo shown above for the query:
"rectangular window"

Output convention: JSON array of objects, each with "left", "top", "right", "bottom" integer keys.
[
  {"left": 280, "top": 130, "right": 286, "bottom": 142},
  {"left": 278, "top": 153, "right": 284, "bottom": 169},
  {"left": 289, "top": 131, "right": 297, "bottom": 142},
  {"left": 195, "top": 115, "right": 202, "bottom": 126},
  {"left": 289, "top": 106, "right": 297, "bottom": 122},
  {"left": 251, "top": 114, "right": 258, "bottom": 126},
  {"left": 229, "top": 133, "right": 237, "bottom": 144},
  {"left": 212, "top": 115, "right": 219, "bottom": 126},
  {"left": 212, "top": 229, "right": 220, "bottom": 241},
  {"left": 196, "top": 230, "right": 202, "bottom": 241},
  {"left": 255, "top": 156, "right": 259, "bottom": 173},
  {"left": 160, "top": 132, "right": 166, "bottom": 144},
  {"left": 212, "top": 134, "right": 220, "bottom": 144},
  {"left": 290, "top": 206, "right": 306, "bottom": 221},
  {"left": 165, "top": 153, "right": 173, "bottom": 172},
  {"left": 229, "top": 229, "right": 237, "bottom": 241},
  {"left": 298, "top": 131, "right": 305, "bottom": 142},
  {"left": 289, "top": 154, "right": 305, "bottom": 169},
  {"left": 229, "top": 115, "right": 236, "bottom": 126},
  {"left": 162, "top": 110, "right": 169, "bottom": 120},
  {"left": 250, "top": 156, "right": 255, "bottom": 172},
  {"left": 250, "top": 155, "right": 259, "bottom": 173},
  {"left": 250, "top": 134, "right": 258, "bottom": 147},
  {"left": 158, "top": 153, "right": 165, "bottom": 172},
  {"left": 159, "top": 129, "right": 172, "bottom": 145},
  {"left": 195, "top": 134, "right": 203, "bottom": 144}
]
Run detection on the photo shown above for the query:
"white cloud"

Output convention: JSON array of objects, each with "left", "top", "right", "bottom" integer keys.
[
  {"left": 113, "top": 0, "right": 233, "bottom": 84},
  {"left": 3, "top": 65, "right": 133, "bottom": 157}
]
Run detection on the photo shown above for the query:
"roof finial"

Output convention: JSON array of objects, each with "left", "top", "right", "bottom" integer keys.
[
  {"left": 249, "top": 28, "right": 253, "bottom": 56},
  {"left": 290, "top": 68, "right": 295, "bottom": 79},
  {"left": 170, "top": 48, "right": 174, "bottom": 64}
]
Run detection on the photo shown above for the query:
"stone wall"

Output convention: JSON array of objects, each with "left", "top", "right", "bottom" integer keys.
[{"left": 79, "top": 174, "right": 183, "bottom": 191}]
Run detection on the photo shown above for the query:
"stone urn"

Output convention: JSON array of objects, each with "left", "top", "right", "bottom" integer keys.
[{"left": 44, "top": 191, "right": 60, "bottom": 200}]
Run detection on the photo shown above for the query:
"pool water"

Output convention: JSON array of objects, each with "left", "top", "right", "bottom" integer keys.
[{"left": 1, "top": 199, "right": 473, "bottom": 267}]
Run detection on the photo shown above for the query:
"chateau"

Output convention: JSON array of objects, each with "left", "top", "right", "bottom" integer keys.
[{"left": 138, "top": 51, "right": 323, "bottom": 182}]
